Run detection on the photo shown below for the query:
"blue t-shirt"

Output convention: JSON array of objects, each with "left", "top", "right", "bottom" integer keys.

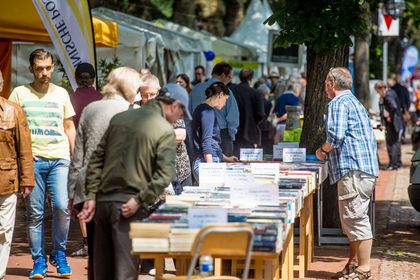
[
  {"left": 275, "top": 92, "right": 300, "bottom": 124},
  {"left": 192, "top": 103, "right": 223, "bottom": 160}
]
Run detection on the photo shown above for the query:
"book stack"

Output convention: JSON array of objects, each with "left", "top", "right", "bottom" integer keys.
[
  {"left": 130, "top": 223, "right": 171, "bottom": 252},
  {"left": 144, "top": 204, "right": 189, "bottom": 227},
  {"left": 169, "top": 228, "right": 200, "bottom": 252},
  {"left": 249, "top": 222, "right": 282, "bottom": 252}
]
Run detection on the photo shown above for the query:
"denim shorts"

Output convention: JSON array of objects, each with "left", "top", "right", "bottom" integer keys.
[{"left": 337, "top": 170, "right": 375, "bottom": 241}]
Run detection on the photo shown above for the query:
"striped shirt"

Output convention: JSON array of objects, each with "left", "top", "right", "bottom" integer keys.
[
  {"left": 9, "top": 84, "right": 75, "bottom": 160},
  {"left": 326, "top": 90, "right": 379, "bottom": 184}
]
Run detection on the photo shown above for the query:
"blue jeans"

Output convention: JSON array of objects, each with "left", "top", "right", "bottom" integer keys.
[
  {"left": 26, "top": 157, "right": 70, "bottom": 259},
  {"left": 193, "top": 156, "right": 221, "bottom": 183}
]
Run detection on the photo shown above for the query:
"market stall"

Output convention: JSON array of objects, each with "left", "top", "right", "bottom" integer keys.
[
  {"left": 130, "top": 161, "right": 327, "bottom": 279},
  {"left": 0, "top": 0, "right": 118, "bottom": 97}
]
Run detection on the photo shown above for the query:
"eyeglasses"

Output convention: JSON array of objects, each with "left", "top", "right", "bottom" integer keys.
[{"left": 140, "top": 91, "right": 159, "bottom": 99}]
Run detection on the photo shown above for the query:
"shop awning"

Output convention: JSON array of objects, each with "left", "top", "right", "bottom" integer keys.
[{"left": 0, "top": 0, "right": 118, "bottom": 47}]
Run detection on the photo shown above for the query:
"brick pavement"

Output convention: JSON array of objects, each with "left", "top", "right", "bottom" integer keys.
[
  {"left": 5, "top": 144, "right": 420, "bottom": 280},
  {"left": 302, "top": 143, "right": 420, "bottom": 280}
]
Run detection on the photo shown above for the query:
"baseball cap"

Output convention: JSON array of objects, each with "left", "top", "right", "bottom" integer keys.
[
  {"left": 75, "top": 63, "right": 96, "bottom": 79},
  {"left": 160, "top": 83, "right": 192, "bottom": 119}
]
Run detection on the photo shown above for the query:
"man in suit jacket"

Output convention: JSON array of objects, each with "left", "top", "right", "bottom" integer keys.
[
  {"left": 231, "top": 69, "right": 265, "bottom": 157},
  {"left": 375, "top": 81, "right": 403, "bottom": 170}
]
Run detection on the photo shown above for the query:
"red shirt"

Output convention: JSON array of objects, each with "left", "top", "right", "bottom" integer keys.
[{"left": 70, "top": 87, "right": 102, "bottom": 128}]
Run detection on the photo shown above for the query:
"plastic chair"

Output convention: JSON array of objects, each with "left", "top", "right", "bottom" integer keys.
[{"left": 161, "top": 223, "right": 254, "bottom": 280}]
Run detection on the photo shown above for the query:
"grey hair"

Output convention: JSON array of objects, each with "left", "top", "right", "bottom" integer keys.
[
  {"left": 286, "top": 81, "right": 302, "bottom": 94},
  {"left": 139, "top": 74, "right": 161, "bottom": 92},
  {"left": 326, "top": 67, "right": 352, "bottom": 90},
  {"left": 102, "top": 67, "right": 141, "bottom": 101},
  {"left": 256, "top": 84, "right": 270, "bottom": 95},
  {"left": 374, "top": 80, "right": 387, "bottom": 90}
]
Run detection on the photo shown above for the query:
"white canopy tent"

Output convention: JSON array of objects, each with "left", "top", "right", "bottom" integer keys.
[
  {"left": 153, "top": 19, "right": 257, "bottom": 61},
  {"left": 229, "top": 0, "right": 279, "bottom": 64},
  {"left": 93, "top": 7, "right": 207, "bottom": 83}
]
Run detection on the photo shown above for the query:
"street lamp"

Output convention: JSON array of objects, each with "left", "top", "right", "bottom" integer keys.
[{"left": 380, "top": 0, "right": 406, "bottom": 82}]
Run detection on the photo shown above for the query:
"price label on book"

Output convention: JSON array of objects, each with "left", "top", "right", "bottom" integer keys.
[
  {"left": 283, "top": 148, "right": 306, "bottom": 163},
  {"left": 273, "top": 142, "right": 299, "bottom": 159},
  {"left": 188, "top": 207, "right": 227, "bottom": 229},
  {"left": 199, "top": 163, "right": 227, "bottom": 187},
  {"left": 230, "top": 183, "right": 278, "bottom": 208},
  {"left": 240, "top": 148, "right": 263, "bottom": 161}
]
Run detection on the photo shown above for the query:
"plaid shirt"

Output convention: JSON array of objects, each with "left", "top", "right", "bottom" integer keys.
[{"left": 326, "top": 90, "right": 379, "bottom": 184}]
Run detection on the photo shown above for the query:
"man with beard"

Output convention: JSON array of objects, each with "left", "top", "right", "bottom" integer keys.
[{"left": 9, "top": 49, "right": 76, "bottom": 279}]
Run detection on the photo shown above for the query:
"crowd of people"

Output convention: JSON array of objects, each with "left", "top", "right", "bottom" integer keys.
[
  {"left": 0, "top": 48, "right": 308, "bottom": 280},
  {"left": 0, "top": 48, "right": 389, "bottom": 280}
]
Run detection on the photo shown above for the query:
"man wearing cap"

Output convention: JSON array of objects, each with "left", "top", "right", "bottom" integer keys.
[
  {"left": 78, "top": 87, "right": 188, "bottom": 280},
  {"left": 71, "top": 62, "right": 102, "bottom": 128}
]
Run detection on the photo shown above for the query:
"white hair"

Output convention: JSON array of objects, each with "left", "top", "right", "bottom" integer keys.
[{"left": 102, "top": 67, "right": 141, "bottom": 101}]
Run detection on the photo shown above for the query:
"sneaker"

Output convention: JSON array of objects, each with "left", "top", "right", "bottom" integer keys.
[
  {"left": 70, "top": 244, "right": 88, "bottom": 257},
  {"left": 29, "top": 257, "right": 48, "bottom": 279},
  {"left": 49, "top": 251, "right": 72, "bottom": 278}
]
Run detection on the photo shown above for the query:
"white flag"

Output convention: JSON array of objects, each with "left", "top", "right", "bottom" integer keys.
[{"left": 32, "top": 0, "right": 95, "bottom": 91}]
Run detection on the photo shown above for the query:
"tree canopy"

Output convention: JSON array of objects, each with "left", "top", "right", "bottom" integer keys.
[{"left": 265, "top": 0, "right": 368, "bottom": 53}]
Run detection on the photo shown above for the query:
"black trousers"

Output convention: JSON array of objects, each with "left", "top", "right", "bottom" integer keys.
[
  {"left": 86, "top": 221, "right": 95, "bottom": 280},
  {"left": 94, "top": 201, "right": 145, "bottom": 280},
  {"left": 220, "top": 128, "right": 233, "bottom": 157},
  {"left": 386, "top": 126, "right": 402, "bottom": 168}
]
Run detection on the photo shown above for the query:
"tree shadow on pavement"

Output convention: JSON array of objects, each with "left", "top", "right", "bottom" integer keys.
[{"left": 374, "top": 200, "right": 420, "bottom": 265}]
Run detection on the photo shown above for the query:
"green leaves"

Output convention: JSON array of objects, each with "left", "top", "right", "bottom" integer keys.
[
  {"left": 265, "top": 0, "right": 369, "bottom": 54},
  {"left": 150, "top": 0, "right": 174, "bottom": 18}
]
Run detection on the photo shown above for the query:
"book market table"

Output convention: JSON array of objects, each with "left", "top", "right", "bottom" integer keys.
[
  {"left": 133, "top": 225, "right": 293, "bottom": 280},
  {"left": 131, "top": 161, "right": 327, "bottom": 279}
]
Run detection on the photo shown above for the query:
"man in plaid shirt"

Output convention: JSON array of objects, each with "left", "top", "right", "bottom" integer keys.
[{"left": 316, "top": 67, "right": 379, "bottom": 280}]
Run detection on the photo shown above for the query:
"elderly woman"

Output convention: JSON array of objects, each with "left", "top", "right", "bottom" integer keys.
[{"left": 67, "top": 66, "right": 141, "bottom": 280}]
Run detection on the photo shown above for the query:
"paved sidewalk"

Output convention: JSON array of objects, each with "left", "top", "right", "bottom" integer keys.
[
  {"left": 5, "top": 144, "right": 420, "bottom": 280},
  {"left": 302, "top": 143, "right": 420, "bottom": 280}
]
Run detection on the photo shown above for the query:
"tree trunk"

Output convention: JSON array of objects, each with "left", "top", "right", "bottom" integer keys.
[
  {"left": 354, "top": 3, "right": 371, "bottom": 108},
  {"left": 172, "top": 0, "right": 196, "bottom": 29},
  {"left": 302, "top": 46, "right": 349, "bottom": 229},
  {"left": 301, "top": 46, "right": 349, "bottom": 154},
  {"left": 354, "top": 32, "right": 371, "bottom": 108},
  {"left": 223, "top": 0, "right": 244, "bottom": 36}
]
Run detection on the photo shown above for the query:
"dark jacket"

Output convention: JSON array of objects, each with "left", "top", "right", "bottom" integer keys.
[
  {"left": 383, "top": 89, "right": 403, "bottom": 134},
  {"left": 0, "top": 97, "right": 34, "bottom": 195},
  {"left": 391, "top": 83, "right": 410, "bottom": 112},
  {"left": 85, "top": 100, "right": 176, "bottom": 213},
  {"left": 232, "top": 82, "right": 266, "bottom": 145}
]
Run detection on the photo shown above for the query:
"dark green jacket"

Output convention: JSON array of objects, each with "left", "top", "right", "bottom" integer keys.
[{"left": 85, "top": 100, "right": 176, "bottom": 212}]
